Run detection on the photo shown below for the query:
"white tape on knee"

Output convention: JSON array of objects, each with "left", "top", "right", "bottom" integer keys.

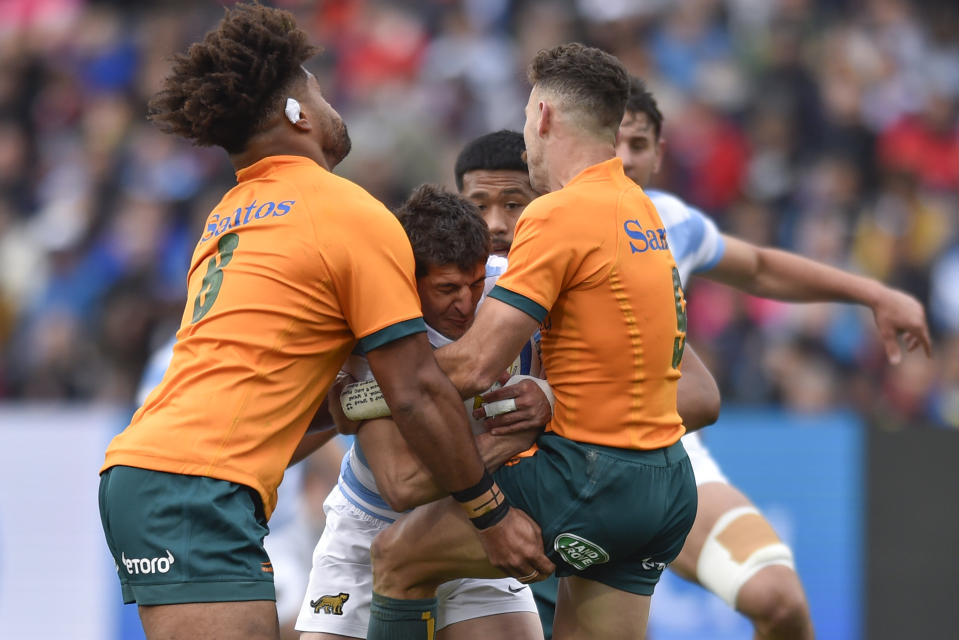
[
  {"left": 695, "top": 506, "right": 795, "bottom": 608},
  {"left": 340, "top": 379, "right": 390, "bottom": 421}
]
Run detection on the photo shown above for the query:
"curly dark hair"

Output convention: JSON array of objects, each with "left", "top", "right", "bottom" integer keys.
[
  {"left": 527, "top": 43, "right": 629, "bottom": 137},
  {"left": 147, "top": 2, "right": 318, "bottom": 154},
  {"left": 453, "top": 130, "right": 528, "bottom": 191},
  {"left": 625, "top": 76, "right": 664, "bottom": 140},
  {"left": 395, "top": 184, "right": 491, "bottom": 279}
]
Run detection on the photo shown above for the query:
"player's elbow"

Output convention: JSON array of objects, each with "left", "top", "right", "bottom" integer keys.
[
  {"left": 678, "top": 374, "right": 721, "bottom": 432},
  {"left": 699, "top": 391, "right": 721, "bottom": 429},
  {"left": 378, "top": 467, "right": 431, "bottom": 512},
  {"left": 682, "top": 385, "right": 721, "bottom": 432},
  {"left": 379, "top": 483, "right": 418, "bottom": 513}
]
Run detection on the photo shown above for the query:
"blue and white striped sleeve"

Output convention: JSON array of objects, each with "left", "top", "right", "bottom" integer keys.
[{"left": 687, "top": 205, "right": 725, "bottom": 276}]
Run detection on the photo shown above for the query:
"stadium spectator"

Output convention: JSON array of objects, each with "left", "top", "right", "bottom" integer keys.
[{"left": 0, "top": 0, "right": 955, "bottom": 435}]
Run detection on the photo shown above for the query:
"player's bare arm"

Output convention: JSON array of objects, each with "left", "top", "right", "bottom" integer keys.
[
  {"left": 358, "top": 416, "right": 542, "bottom": 512},
  {"left": 425, "top": 298, "right": 554, "bottom": 582},
  {"left": 286, "top": 398, "right": 338, "bottom": 466},
  {"left": 287, "top": 400, "right": 337, "bottom": 467},
  {"left": 367, "top": 330, "right": 553, "bottom": 579},
  {"left": 675, "top": 343, "right": 720, "bottom": 432},
  {"left": 288, "top": 431, "right": 338, "bottom": 467},
  {"left": 705, "top": 234, "right": 932, "bottom": 363},
  {"left": 365, "top": 331, "right": 487, "bottom": 493},
  {"left": 479, "top": 344, "right": 717, "bottom": 436},
  {"left": 435, "top": 297, "right": 541, "bottom": 398}
]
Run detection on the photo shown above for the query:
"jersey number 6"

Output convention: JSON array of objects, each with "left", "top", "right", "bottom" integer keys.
[{"left": 192, "top": 232, "right": 239, "bottom": 323}]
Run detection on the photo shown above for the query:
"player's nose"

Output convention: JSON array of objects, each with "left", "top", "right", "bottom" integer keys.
[{"left": 486, "top": 206, "right": 508, "bottom": 233}]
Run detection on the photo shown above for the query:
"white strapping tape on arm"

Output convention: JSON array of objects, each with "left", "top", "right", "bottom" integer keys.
[{"left": 340, "top": 378, "right": 390, "bottom": 421}]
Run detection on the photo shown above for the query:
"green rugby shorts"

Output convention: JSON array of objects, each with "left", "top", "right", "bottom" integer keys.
[
  {"left": 494, "top": 433, "right": 696, "bottom": 596},
  {"left": 98, "top": 465, "right": 276, "bottom": 605}
]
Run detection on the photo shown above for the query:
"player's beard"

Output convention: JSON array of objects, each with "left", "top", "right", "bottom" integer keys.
[{"left": 324, "top": 116, "right": 352, "bottom": 168}]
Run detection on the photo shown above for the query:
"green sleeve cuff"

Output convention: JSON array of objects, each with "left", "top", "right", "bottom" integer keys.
[
  {"left": 359, "top": 317, "right": 427, "bottom": 352},
  {"left": 488, "top": 286, "right": 548, "bottom": 323}
]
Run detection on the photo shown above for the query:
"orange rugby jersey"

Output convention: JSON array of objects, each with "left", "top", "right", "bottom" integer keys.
[
  {"left": 490, "top": 158, "right": 686, "bottom": 450},
  {"left": 102, "top": 155, "right": 425, "bottom": 517}
]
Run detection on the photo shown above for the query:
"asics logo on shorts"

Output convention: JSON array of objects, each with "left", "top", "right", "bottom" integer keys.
[{"left": 120, "top": 550, "right": 175, "bottom": 575}]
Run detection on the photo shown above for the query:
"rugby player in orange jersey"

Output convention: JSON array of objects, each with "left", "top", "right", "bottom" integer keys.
[
  {"left": 97, "top": 5, "right": 549, "bottom": 640},
  {"left": 366, "top": 43, "right": 697, "bottom": 640}
]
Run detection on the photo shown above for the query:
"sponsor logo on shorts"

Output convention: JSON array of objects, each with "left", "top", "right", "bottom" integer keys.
[
  {"left": 260, "top": 561, "right": 273, "bottom": 573},
  {"left": 553, "top": 533, "right": 609, "bottom": 571},
  {"left": 508, "top": 585, "right": 528, "bottom": 593},
  {"left": 641, "top": 557, "right": 667, "bottom": 572},
  {"left": 311, "top": 592, "right": 350, "bottom": 615},
  {"left": 120, "top": 550, "right": 175, "bottom": 575}
]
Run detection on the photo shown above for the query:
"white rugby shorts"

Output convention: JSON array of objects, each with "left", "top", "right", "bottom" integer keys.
[
  {"left": 681, "top": 431, "right": 729, "bottom": 487},
  {"left": 294, "top": 486, "right": 538, "bottom": 637}
]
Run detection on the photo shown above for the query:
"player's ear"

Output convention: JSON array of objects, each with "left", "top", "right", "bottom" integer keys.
[
  {"left": 654, "top": 137, "right": 665, "bottom": 174},
  {"left": 538, "top": 101, "right": 551, "bottom": 136},
  {"left": 284, "top": 97, "right": 312, "bottom": 131}
]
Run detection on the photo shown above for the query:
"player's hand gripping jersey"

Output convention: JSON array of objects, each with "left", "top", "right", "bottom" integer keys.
[
  {"left": 490, "top": 158, "right": 687, "bottom": 450},
  {"left": 102, "top": 156, "right": 426, "bottom": 518}
]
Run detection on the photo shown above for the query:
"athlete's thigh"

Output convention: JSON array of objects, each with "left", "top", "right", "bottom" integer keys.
[
  {"left": 371, "top": 497, "right": 504, "bottom": 594},
  {"left": 670, "top": 480, "right": 752, "bottom": 580},
  {"left": 139, "top": 600, "right": 280, "bottom": 640},
  {"left": 552, "top": 575, "right": 649, "bottom": 640},
  {"left": 436, "top": 575, "right": 541, "bottom": 638},
  {"left": 438, "top": 612, "right": 542, "bottom": 640},
  {"left": 296, "top": 488, "right": 384, "bottom": 638}
]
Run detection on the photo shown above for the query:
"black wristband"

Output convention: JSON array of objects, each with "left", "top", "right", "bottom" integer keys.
[
  {"left": 470, "top": 499, "right": 510, "bottom": 530},
  {"left": 451, "top": 469, "right": 510, "bottom": 529},
  {"left": 451, "top": 469, "right": 494, "bottom": 503}
]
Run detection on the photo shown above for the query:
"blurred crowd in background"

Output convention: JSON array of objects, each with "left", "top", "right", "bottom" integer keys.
[{"left": 0, "top": 0, "right": 956, "bottom": 429}]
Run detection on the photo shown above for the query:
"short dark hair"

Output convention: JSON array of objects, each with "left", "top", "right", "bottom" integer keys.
[
  {"left": 147, "top": 2, "right": 318, "bottom": 154},
  {"left": 396, "top": 184, "right": 491, "bottom": 278},
  {"left": 453, "top": 130, "right": 527, "bottom": 191},
  {"left": 625, "top": 76, "right": 664, "bottom": 140},
  {"left": 527, "top": 43, "right": 629, "bottom": 136}
]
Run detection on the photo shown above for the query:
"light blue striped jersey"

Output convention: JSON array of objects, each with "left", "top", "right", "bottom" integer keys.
[{"left": 647, "top": 189, "right": 725, "bottom": 286}]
